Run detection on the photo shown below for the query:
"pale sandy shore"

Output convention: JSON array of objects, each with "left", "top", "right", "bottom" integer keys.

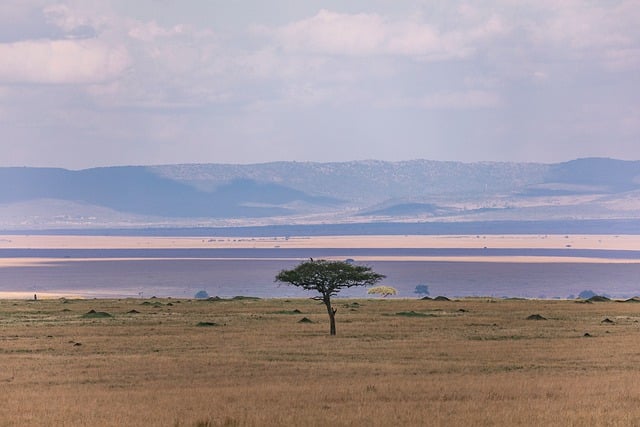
[
  {"left": 1, "top": 255, "right": 639, "bottom": 269},
  {"left": 1, "top": 234, "right": 639, "bottom": 250},
  {"left": 0, "top": 291, "right": 82, "bottom": 299},
  {"left": 0, "top": 233, "right": 638, "bottom": 268}
]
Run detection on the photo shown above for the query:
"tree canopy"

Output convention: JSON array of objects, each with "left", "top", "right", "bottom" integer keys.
[
  {"left": 414, "top": 284, "right": 430, "bottom": 296},
  {"left": 368, "top": 286, "right": 397, "bottom": 297},
  {"left": 276, "top": 259, "right": 385, "bottom": 296},
  {"left": 275, "top": 259, "right": 385, "bottom": 335}
]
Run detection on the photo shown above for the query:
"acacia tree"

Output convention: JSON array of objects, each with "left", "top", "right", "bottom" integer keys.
[{"left": 275, "top": 259, "right": 385, "bottom": 335}]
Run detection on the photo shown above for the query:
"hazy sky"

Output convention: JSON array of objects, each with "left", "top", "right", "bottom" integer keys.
[{"left": 2, "top": 1, "right": 639, "bottom": 168}]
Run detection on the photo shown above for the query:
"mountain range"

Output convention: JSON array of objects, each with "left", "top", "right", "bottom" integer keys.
[{"left": 1, "top": 158, "right": 639, "bottom": 230}]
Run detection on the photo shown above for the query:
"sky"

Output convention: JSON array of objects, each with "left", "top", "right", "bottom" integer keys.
[{"left": 1, "top": 0, "right": 639, "bottom": 169}]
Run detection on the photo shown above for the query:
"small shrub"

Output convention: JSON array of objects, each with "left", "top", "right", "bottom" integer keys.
[
  {"left": 141, "top": 301, "right": 163, "bottom": 307},
  {"left": 196, "top": 321, "right": 219, "bottom": 327},
  {"left": 587, "top": 295, "right": 610, "bottom": 302},
  {"left": 414, "top": 284, "right": 430, "bottom": 296},
  {"left": 578, "top": 290, "right": 596, "bottom": 299},
  {"left": 194, "top": 290, "right": 209, "bottom": 299},
  {"left": 395, "top": 311, "right": 433, "bottom": 317},
  {"left": 368, "top": 286, "right": 397, "bottom": 297}
]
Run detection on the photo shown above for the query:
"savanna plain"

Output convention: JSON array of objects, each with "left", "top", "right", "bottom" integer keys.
[{"left": 2, "top": 296, "right": 640, "bottom": 426}]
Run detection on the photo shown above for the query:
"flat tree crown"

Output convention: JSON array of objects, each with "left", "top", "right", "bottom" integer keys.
[{"left": 275, "top": 259, "right": 385, "bottom": 297}]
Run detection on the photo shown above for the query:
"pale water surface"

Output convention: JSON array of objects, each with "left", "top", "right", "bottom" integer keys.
[{"left": 1, "top": 248, "right": 639, "bottom": 299}]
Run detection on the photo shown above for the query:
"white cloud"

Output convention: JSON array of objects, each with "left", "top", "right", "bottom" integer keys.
[
  {"left": 528, "top": 1, "right": 631, "bottom": 49},
  {"left": 0, "top": 39, "right": 130, "bottom": 84},
  {"left": 421, "top": 90, "right": 503, "bottom": 109},
  {"left": 43, "top": 4, "right": 95, "bottom": 33},
  {"left": 270, "top": 10, "right": 386, "bottom": 55},
  {"left": 129, "top": 22, "right": 179, "bottom": 41},
  {"left": 382, "top": 90, "right": 503, "bottom": 110},
  {"left": 525, "top": 0, "right": 640, "bottom": 70},
  {"left": 0, "top": 1, "right": 638, "bottom": 168},
  {"left": 87, "top": 23, "right": 227, "bottom": 108},
  {"left": 531, "top": 71, "right": 548, "bottom": 82},
  {"left": 269, "top": 9, "right": 508, "bottom": 59},
  {"left": 127, "top": 21, "right": 200, "bottom": 42},
  {"left": 0, "top": 1, "right": 49, "bottom": 24},
  {"left": 603, "top": 48, "right": 640, "bottom": 71}
]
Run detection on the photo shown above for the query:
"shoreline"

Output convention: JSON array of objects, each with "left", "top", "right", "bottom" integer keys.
[
  {"left": 1, "top": 255, "right": 640, "bottom": 268},
  {"left": 2, "top": 234, "right": 638, "bottom": 301},
  {"left": 2, "top": 234, "right": 638, "bottom": 267},
  {"left": 1, "top": 233, "right": 640, "bottom": 250}
]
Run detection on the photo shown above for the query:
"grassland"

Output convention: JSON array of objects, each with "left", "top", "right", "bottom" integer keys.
[{"left": 1, "top": 296, "right": 640, "bottom": 426}]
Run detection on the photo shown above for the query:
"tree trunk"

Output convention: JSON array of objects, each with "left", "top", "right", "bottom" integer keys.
[{"left": 324, "top": 296, "right": 337, "bottom": 335}]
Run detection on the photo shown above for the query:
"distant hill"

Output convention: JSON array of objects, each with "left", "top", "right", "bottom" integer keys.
[
  {"left": 1, "top": 158, "right": 639, "bottom": 229},
  {"left": 359, "top": 203, "right": 450, "bottom": 217},
  {"left": 0, "top": 167, "right": 338, "bottom": 219},
  {"left": 149, "top": 159, "right": 551, "bottom": 202}
]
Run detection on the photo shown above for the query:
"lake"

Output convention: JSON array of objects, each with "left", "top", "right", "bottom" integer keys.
[{"left": 1, "top": 247, "right": 639, "bottom": 299}]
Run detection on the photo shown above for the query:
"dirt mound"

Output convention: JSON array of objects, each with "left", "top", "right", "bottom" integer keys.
[
  {"left": 526, "top": 314, "right": 547, "bottom": 320},
  {"left": 82, "top": 310, "right": 112, "bottom": 319},
  {"left": 298, "top": 317, "right": 313, "bottom": 323},
  {"left": 601, "top": 318, "right": 615, "bottom": 324},
  {"left": 434, "top": 296, "right": 451, "bottom": 301},
  {"left": 420, "top": 296, "right": 432, "bottom": 300},
  {"left": 127, "top": 309, "right": 140, "bottom": 314},
  {"left": 141, "top": 301, "right": 163, "bottom": 306},
  {"left": 274, "top": 309, "right": 303, "bottom": 315}
]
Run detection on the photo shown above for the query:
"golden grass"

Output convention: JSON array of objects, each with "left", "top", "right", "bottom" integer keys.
[{"left": 1, "top": 297, "right": 640, "bottom": 426}]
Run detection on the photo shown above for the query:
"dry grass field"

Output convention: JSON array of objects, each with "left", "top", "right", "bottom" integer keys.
[{"left": 1, "top": 296, "right": 640, "bottom": 426}]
